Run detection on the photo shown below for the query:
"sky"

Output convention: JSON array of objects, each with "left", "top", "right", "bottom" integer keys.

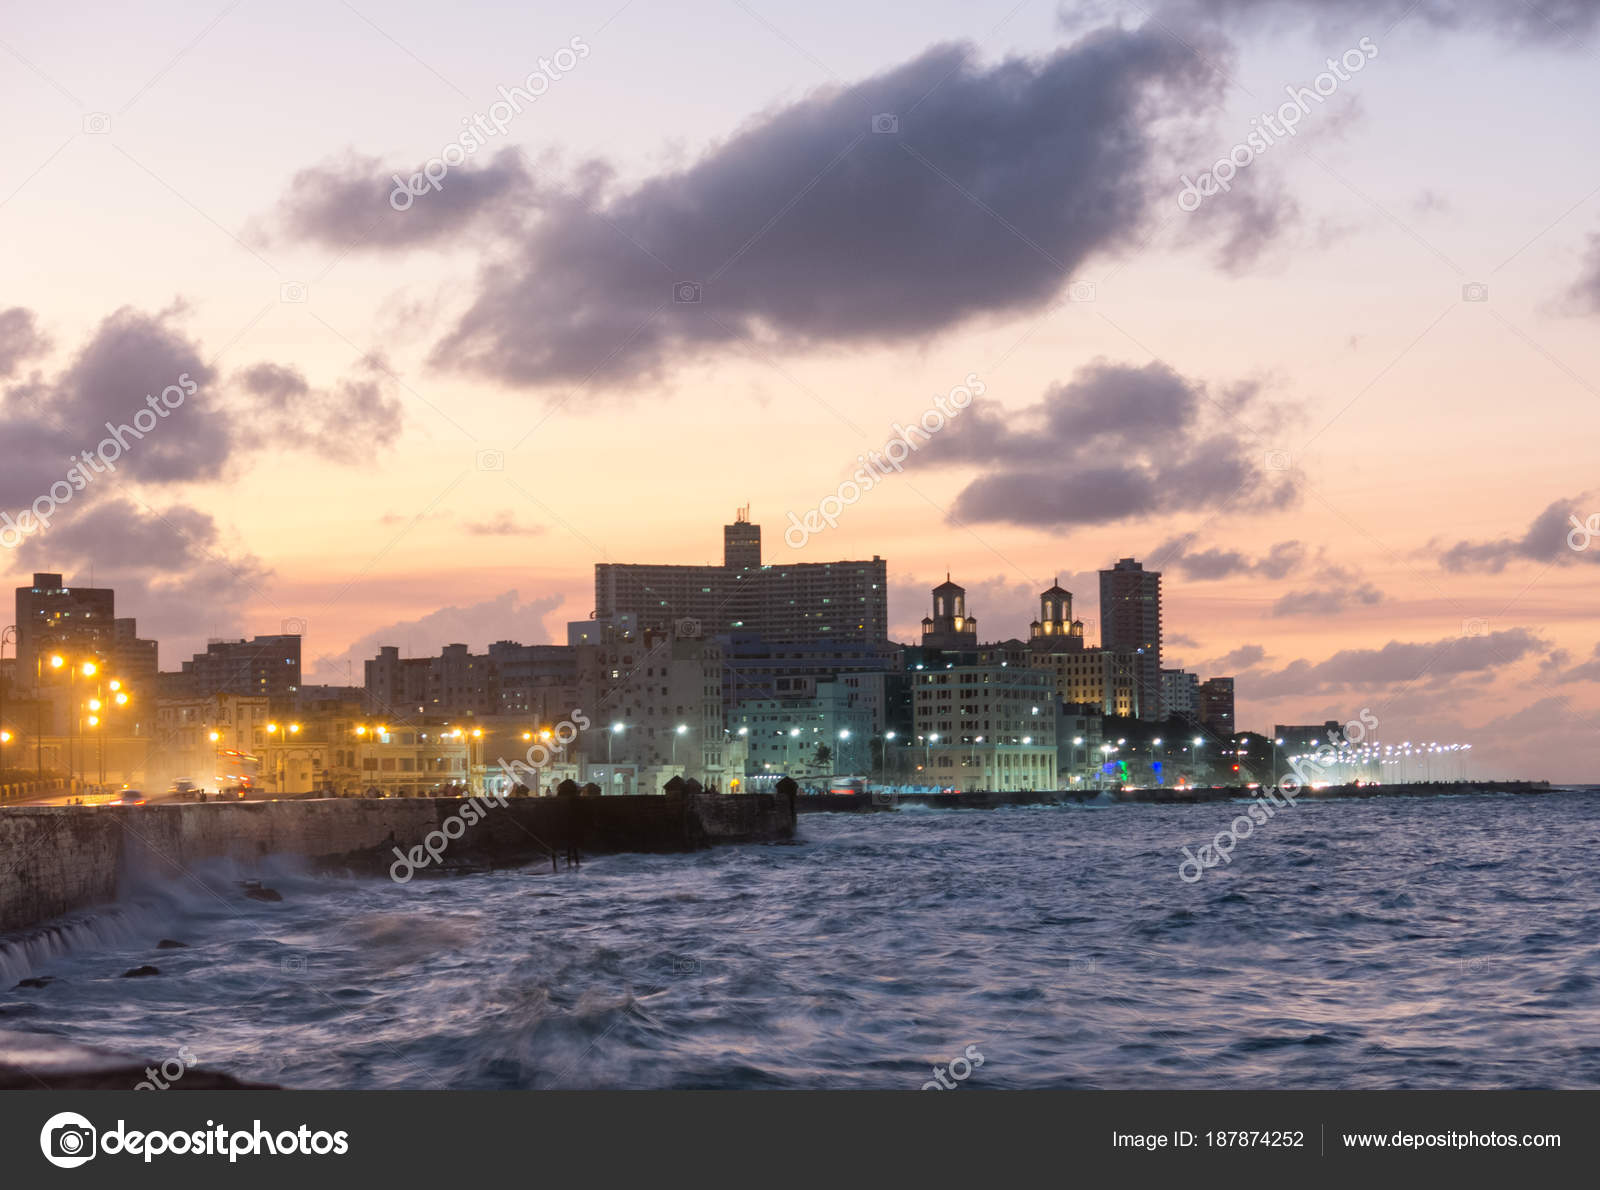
[{"left": 3, "top": 0, "right": 1599, "bottom": 778}]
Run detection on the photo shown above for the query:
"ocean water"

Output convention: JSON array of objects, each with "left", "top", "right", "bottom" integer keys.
[{"left": 3, "top": 789, "right": 1598, "bottom": 1089}]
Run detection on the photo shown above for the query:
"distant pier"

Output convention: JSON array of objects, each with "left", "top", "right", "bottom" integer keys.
[{"left": 799, "top": 779, "right": 1552, "bottom": 813}]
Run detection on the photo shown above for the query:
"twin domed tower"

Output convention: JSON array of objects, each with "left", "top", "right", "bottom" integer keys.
[{"left": 920, "top": 577, "right": 1085, "bottom": 652}]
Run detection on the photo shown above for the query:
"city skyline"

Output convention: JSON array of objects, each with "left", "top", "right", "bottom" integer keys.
[{"left": 3, "top": 2, "right": 1598, "bottom": 782}]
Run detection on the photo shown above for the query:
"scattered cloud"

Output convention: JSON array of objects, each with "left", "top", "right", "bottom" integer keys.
[
  {"left": 1154, "top": 534, "right": 1305, "bottom": 580},
  {"left": 235, "top": 358, "right": 404, "bottom": 459},
  {"left": 1248, "top": 628, "right": 1547, "bottom": 698},
  {"left": 463, "top": 510, "right": 547, "bottom": 537},
  {"left": 924, "top": 361, "right": 1299, "bottom": 529},
  {"left": 1439, "top": 493, "right": 1600, "bottom": 572}
]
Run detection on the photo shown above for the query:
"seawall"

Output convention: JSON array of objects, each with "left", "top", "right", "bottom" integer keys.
[{"left": 0, "top": 792, "right": 795, "bottom": 936}]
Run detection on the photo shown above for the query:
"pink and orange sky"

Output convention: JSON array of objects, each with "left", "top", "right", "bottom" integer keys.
[{"left": 3, "top": 0, "right": 1598, "bottom": 778}]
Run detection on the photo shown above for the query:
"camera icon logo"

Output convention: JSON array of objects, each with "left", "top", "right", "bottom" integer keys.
[
  {"left": 1264, "top": 449, "right": 1292, "bottom": 471},
  {"left": 280, "top": 281, "right": 308, "bottom": 303},
  {"left": 673, "top": 957, "right": 701, "bottom": 974},
  {"left": 41, "top": 1112, "right": 97, "bottom": 1168},
  {"left": 82, "top": 113, "right": 111, "bottom": 135},
  {"left": 1462, "top": 617, "right": 1489, "bottom": 638},
  {"left": 1066, "top": 280, "right": 1096, "bottom": 303},
  {"left": 282, "top": 953, "right": 308, "bottom": 974},
  {"left": 281, "top": 617, "right": 308, "bottom": 635},
  {"left": 871, "top": 113, "right": 899, "bottom": 134},
  {"left": 476, "top": 449, "right": 505, "bottom": 471},
  {"left": 673, "top": 281, "right": 702, "bottom": 304},
  {"left": 675, "top": 617, "right": 701, "bottom": 638},
  {"left": 1461, "top": 281, "right": 1489, "bottom": 303}
]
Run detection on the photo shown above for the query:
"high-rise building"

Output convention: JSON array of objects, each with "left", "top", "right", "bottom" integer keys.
[
  {"left": 594, "top": 512, "right": 888, "bottom": 642},
  {"left": 1161, "top": 668, "right": 1200, "bottom": 720},
  {"left": 162, "top": 635, "right": 302, "bottom": 705},
  {"left": 14, "top": 573, "right": 117, "bottom": 681},
  {"left": 1199, "top": 677, "right": 1235, "bottom": 735},
  {"left": 1099, "top": 558, "right": 1162, "bottom": 721}
]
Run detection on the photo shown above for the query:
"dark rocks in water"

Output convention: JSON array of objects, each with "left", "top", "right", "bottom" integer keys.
[
  {"left": 155, "top": 939, "right": 189, "bottom": 950},
  {"left": 14, "top": 977, "right": 55, "bottom": 989},
  {"left": 244, "top": 886, "right": 283, "bottom": 903},
  {"left": 121, "top": 965, "right": 160, "bottom": 978}
]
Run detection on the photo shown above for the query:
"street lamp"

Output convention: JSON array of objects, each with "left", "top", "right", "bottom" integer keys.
[
  {"left": 609, "top": 722, "right": 625, "bottom": 764},
  {"left": 673, "top": 724, "right": 689, "bottom": 767}
]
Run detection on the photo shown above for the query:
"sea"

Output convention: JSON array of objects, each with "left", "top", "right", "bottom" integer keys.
[{"left": 2, "top": 788, "right": 1598, "bottom": 1089}]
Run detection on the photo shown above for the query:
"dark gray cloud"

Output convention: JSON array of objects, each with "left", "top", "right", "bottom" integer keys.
[
  {"left": 12, "top": 496, "right": 271, "bottom": 657},
  {"left": 0, "top": 307, "right": 49, "bottom": 377},
  {"left": 1154, "top": 534, "right": 1305, "bottom": 580},
  {"left": 1248, "top": 628, "right": 1546, "bottom": 698},
  {"left": 267, "top": 149, "right": 536, "bottom": 252},
  {"left": 1567, "top": 231, "right": 1600, "bottom": 313},
  {"left": 1160, "top": 0, "right": 1600, "bottom": 40},
  {"left": 236, "top": 358, "right": 403, "bottom": 459},
  {"left": 269, "top": 30, "right": 1231, "bottom": 388},
  {"left": 1439, "top": 493, "right": 1600, "bottom": 572},
  {"left": 926, "top": 361, "right": 1299, "bottom": 529}
]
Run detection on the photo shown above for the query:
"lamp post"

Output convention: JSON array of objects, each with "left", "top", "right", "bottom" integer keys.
[
  {"left": 672, "top": 723, "right": 689, "bottom": 768},
  {"left": 609, "top": 722, "right": 624, "bottom": 764},
  {"left": 264, "top": 721, "right": 302, "bottom": 792}
]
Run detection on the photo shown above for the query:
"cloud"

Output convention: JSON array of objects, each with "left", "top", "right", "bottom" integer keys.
[
  {"left": 0, "top": 307, "right": 49, "bottom": 377},
  {"left": 1439, "top": 493, "right": 1600, "bottom": 572},
  {"left": 0, "top": 304, "right": 407, "bottom": 546},
  {"left": 10, "top": 496, "right": 271, "bottom": 661},
  {"left": 1248, "top": 628, "right": 1547, "bottom": 698},
  {"left": 463, "top": 511, "right": 547, "bottom": 537},
  {"left": 924, "top": 361, "right": 1299, "bottom": 529},
  {"left": 235, "top": 358, "right": 403, "bottom": 459},
  {"left": 267, "top": 29, "right": 1231, "bottom": 388},
  {"left": 1154, "top": 534, "right": 1305, "bottom": 580},
  {"left": 1, "top": 304, "right": 227, "bottom": 507},
  {"left": 1159, "top": 0, "right": 1600, "bottom": 41},
  {"left": 1199, "top": 643, "right": 1268, "bottom": 672},
  {"left": 266, "top": 148, "right": 537, "bottom": 252},
  {"left": 1547, "top": 642, "right": 1600, "bottom": 683},
  {"left": 311, "top": 589, "right": 566, "bottom": 682},
  {"left": 1269, "top": 564, "right": 1384, "bottom": 616},
  {"left": 1566, "top": 231, "right": 1600, "bottom": 313}
]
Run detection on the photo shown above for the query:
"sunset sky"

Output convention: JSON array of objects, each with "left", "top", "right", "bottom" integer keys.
[{"left": 3, "top": 0, "right": 1598, "bottom": 778}]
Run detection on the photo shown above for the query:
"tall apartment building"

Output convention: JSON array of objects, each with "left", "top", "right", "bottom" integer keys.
[
  {"left": 14, "top": 573, "right": 118, "bottom": 680},
  {"left": 1199, "top": 677, "right": 1235, "bottom": 735},
  {"left": 161, "top": 635, "right": 302, "bottom": 704},
  {"left": 1162, "top": 668, "right": 1200, "bottom": 720},
  {"left": 594, "top": 511, "right": 888, "bottom": 642},
  {"left": 574, "top": 623, "right": 730, "bottom": 787},
  {"left": 1099, "top": 558, "right": 1163, "bottom": 721},
  {"left": 912, "top": 664, "right": 1056, "bottom": 791}
]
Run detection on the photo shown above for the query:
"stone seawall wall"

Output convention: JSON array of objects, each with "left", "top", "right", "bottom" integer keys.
[{"left": 0, "top": 792, "right": 794, "bottom": 936}]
